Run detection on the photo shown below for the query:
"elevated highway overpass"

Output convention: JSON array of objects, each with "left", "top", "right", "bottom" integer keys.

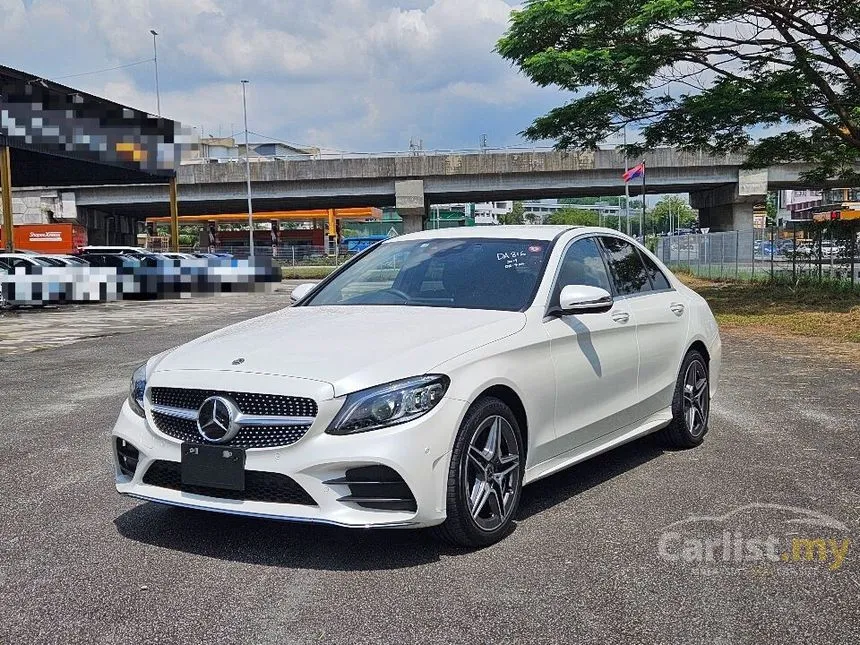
[{"left": 13, "top": 148, "right": 835, "bottom": 235}]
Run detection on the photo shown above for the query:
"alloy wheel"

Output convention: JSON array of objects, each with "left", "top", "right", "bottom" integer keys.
[
  {"left": 464, "top": 415, "right": 520, "bottom": 532},
  {"left": 683, "top": 360, "right": 709, "bottom": 437}
]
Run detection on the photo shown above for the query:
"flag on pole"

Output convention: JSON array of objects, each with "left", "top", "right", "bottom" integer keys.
[{"left": 623, "top": 162, "right": 645, "bottom": 183}]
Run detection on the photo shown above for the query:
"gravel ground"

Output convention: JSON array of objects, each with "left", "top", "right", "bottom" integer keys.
[{"left": 0, "top": 293, "right": 858, "bottom": 645}]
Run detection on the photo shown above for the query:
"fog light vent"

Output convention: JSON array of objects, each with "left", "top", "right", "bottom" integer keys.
[
  {"left": 116, "top": 438, "right": 140, "bottom": 478},
  {"left": 325, "top": 465, "right": 417, "bottom": 512}
]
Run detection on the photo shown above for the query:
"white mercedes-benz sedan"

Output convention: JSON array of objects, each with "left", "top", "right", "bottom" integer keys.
[{"left": 113, "top": 226, "right": 720, "bottom": 546}]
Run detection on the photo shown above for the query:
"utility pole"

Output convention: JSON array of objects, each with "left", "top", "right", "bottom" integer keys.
[
  {"left": 150, "top": 30, "right": 161, "bottom": 116},
  {"left": 1, "top": 146, "right": 13, "bottom": 252},
  {"left": 241, "top": 80, "right": 254, "bottom": 257},
  {"left": 669, "top": 200, "right": 673, "bottom": 236},
  {"left": 623, "top": 125, "right": 631, "bottom": 236}
]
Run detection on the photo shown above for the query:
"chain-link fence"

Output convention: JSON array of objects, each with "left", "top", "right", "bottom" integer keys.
[
  {"left": 177, "top": 244, "right": 360, "bottom": 266},
  {"left": 655, "top": 226, "right": 860, "bottom": 286}
]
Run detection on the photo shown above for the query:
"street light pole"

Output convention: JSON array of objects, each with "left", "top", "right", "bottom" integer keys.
[
  {"left": 150, "top": 30, "right": 161, "bottom": 116},
  {"left": 623, "top": 125, "right": 631, "bottom": 236},
  {"left": 241, "top": 79, "right": 254, "bottom": 257}
]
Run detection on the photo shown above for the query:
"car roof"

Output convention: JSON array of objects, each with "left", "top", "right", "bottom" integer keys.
[{"left": 386, "top": 225, "right": 639, "bottom": 243}]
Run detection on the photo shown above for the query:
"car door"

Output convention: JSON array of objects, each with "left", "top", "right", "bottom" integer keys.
[
  {"left": 599, "top": 236, "right": 688, "bottom": 419},
  {"left": 543, "top": 236, "right": 640, "bottom": 452}
]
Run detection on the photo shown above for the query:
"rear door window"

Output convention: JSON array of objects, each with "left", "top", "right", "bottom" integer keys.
[
  {"left": 637, "top": 250, "right": 671, "bottom": 291},
  {"left": 599, "top": 237, "right": 652, "bottom": 296}
]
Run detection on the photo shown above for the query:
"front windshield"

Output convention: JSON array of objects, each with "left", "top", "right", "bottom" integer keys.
[{"left": 305, "top": 237, "right": 551, "bottom": 311}]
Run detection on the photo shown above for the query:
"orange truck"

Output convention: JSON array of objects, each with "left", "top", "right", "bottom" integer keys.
[{"left": 0, "top": 223, "right": 88, "bottom": 255}]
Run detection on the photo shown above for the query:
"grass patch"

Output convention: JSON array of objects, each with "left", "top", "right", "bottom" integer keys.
[
  {"left": 677, "top": 272, "right": 860, "bottom": 345},
  {"left": 280, "top": 266, "right": 336, "bottom": 280}
]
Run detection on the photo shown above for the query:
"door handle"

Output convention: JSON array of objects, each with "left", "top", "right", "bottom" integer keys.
[
  {"left": 669, "top": 302, "right": 685, "bottom": 316},
  {"left": 611, "top": 311, "right": 630, "bottom": 324}
]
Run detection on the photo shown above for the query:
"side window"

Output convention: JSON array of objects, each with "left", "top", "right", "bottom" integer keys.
[
  {"left": 637, "top": 249, "right": 671, "bottom": 291},
  {"left": 599, "top": 237, "right": 651, "bottom": 295},
  {"left": 550, "top": 237, "right": 612, "bottom": 307}
]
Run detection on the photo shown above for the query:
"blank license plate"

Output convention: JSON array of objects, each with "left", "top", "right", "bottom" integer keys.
[{"left": 181, "top": 443, "right": 245, "bottom": 491}]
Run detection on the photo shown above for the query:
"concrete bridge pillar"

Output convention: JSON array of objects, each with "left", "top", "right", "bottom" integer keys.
[
  {"left": 395, "top": 179, "right": 426, "bottom": 233},
  {"left": 689, "top": 183, "right": 763, "bottom": 232}
]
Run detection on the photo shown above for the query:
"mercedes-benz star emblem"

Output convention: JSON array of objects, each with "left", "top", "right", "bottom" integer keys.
[{"left": 196, "top": 396, "right": 241, "bottom": 443}]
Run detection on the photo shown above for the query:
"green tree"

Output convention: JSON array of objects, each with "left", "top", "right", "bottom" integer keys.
[
  {"left": 649, "top": 196, "right": 697, "bottom": 233},
  {"left": 547, "top": 207, "right": 600, "bottom": 226},
  {"left": 499, "top": 201, "right": 525, "bottom": 225},
  {"left": 766, "top": 192, "right": 778, "bottom": 226},
  {"left": 497, "top": 1, "right": 860, "bottom": 184}
]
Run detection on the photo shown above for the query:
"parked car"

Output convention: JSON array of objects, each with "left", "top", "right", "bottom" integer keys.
[
  {"left": 784, "top": 240, "right": 814, "bottom": 259},
  {"left": 776, "top": 240, "right": 795, "bottom": 255},
  {"left": 112, "top": 226, "right": 721, "bottom": 547},
  {"left": 820, "top": 241, "right": 847, "bottom": 258},
  {"left": 0, "top": 260, "right": 7, "bottom": 307},
  {"left": 79, "top": 245, "right": 152, "bottom": 255},
  {"left": 34, "top": 255, "right": 91, "bottom": 267},
  {"left": 78, "top": 253, "right": 142, "bottom": 268},
  {"left": 0, "top": 253, "right": 54, "bottom": 268}
]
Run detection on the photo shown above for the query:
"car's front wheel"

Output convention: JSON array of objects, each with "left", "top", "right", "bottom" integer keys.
[{"left": 434, "top": 397, "right": 524, "bottom": 547}]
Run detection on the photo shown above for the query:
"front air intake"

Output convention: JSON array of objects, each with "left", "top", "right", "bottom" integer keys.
[
  {"left": 142, "top": 460, "right": 317, "bottom": 506},
  {"left": 325, "top": 465, "right": 417, "bottom": 512},
  {"left": 116, "top": 438, "right": 140, "bottom": 477}
]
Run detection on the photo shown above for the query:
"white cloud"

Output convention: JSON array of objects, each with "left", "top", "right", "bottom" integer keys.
[{"left": 0, "top": 0, "right": 565, "bottom": 150}]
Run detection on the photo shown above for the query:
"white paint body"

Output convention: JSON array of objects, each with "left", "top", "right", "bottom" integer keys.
[{"left": 113, "top": 226, "right": 721, "bottom": 528}]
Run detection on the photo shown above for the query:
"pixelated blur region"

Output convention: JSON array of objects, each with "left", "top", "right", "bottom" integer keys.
[
  {"left": 0, "top": 258, "right": 282, "bottom": 306},
  {"left": 0, "top": 64, "right": 195, "bottom": 178}
]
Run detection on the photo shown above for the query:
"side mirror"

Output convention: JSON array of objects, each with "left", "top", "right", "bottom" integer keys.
[
  {"left": 290, "top": 282, "right": 316, "bottom": 304},
  {"left": 556, "top": 285, "right": 613, "bottom": 315}
]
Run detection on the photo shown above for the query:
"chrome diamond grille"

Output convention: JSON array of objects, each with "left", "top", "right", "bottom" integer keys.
[
  {"left": 149, "top": 387, "right": 316, "bottom": 449},
  {"left": 150, "top": 387, "right": 317, "bottom": 417}
]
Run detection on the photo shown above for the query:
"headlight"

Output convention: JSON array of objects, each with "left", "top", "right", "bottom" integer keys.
[
  {"left": 128, "top": 363, "right": 147, "bottom": 417},
  {"left": 326, "top": 375, "right": 450, "bottom": 435}
]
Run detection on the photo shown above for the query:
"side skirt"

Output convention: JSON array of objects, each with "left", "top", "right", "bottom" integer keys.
[{"left": 523, "top": 407, "right": 672, "bottom": 485}]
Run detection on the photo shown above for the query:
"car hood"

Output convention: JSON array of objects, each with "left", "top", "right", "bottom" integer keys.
[{"left": 154, "top": 305, "right": 526, "bottom": 397}]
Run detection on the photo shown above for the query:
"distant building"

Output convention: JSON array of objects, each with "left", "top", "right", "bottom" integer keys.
[
  {"left": 473, "top": 201, "right": 513, "bottom": 225},
  {"left": 194, "top": 137, "right": 319, "bottom": 162},
  {"left": 521, "top": 200, "right": 622, "bottom": 223},
  {"left": 779, "top": 189, "right": 823, "bottom": 220},
  {"left": 439, "top": 199, "right": 627, "bottom": 225}
]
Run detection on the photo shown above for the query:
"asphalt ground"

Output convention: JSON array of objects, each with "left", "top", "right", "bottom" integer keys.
[{"left": 0, "top": 291, "right": 858, "bottom": 644}]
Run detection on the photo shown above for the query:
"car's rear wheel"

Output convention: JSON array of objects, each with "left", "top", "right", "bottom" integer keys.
[
  {"left": 433, "top": 397, "right": 524, "bottom": 547},
  {"left": 660, "top": 349, "right": 710, "bottom": 449}
]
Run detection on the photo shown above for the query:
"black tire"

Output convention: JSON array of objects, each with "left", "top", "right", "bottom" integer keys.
[
  {"left": 433, "top": 397, "right": 525, "bottom": 548},
  {"left": 659, "top": 349, "right": 711, "bottom": 449}
]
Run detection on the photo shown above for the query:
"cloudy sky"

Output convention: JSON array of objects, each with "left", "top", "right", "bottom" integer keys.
[{"left": 0, "top": 0, "right": 571, "bottom": 152}]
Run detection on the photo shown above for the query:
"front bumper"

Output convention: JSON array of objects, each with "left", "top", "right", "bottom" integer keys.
[{"left": 112, "top": 394, "right": 465, "bottom": 529}]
